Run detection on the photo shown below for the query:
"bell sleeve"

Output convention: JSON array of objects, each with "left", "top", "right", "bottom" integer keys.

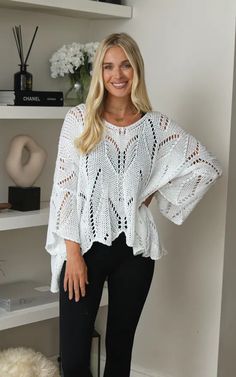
[
  {"left": 155, "top": 121, "right": 222, "bottom": 225},
  {"left": 45, "top": 108, "right": 82, "bottom": 258}
]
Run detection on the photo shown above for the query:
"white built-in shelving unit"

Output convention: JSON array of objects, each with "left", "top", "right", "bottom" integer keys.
[
  {"left": 0, "top": 104, "right": 109, "bottom": 329},
  {"left": 0, "top": 102, "right": 111, "bottom": 328},
  {"left": 0, "top": 106, "right": 67, "bottom": 232},
  {"left": 0, "top": 0, "right": 132, "bottom": 19},
  {"left": 0, "top": 107, "right": 67, "bottom": 234},
  {"left": 0, "top": 0, "right": 130, "bottom": 336}
]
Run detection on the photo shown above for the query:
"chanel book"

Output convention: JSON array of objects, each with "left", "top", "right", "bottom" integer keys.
[
  {"left": 15, "top": 90, "right": 63, "bottom": 106},
  {"left": 0, "top": 90, "right": 63, "bottom": 106}
]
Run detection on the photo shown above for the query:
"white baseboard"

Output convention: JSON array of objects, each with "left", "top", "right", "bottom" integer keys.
[
  {"left": 50, "top": 353, "right": 172, "bottom": 377},
  {"left": 99, "top": 354, "right": 172, "bottom": 377}
]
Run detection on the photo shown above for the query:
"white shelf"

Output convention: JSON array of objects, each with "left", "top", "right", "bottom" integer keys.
[
  {"left": 0, "top": 0, "right": 132, "bottom": 19},
  {"left": 0, "top": 202, "right": 49, "bottom": 231},
  {"left": 0, "top": 106, "right": 71, "bottom": 119},
  {"left": 0, "top": 286, "right": 108, "bottom": 330}
]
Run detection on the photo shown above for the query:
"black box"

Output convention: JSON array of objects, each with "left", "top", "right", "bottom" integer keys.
[
  {"left": 8, "top": 186, "right": 40, "bottom": 211},
  {"left": 99, "top": 0, "right": 122, "bottom": 3}
]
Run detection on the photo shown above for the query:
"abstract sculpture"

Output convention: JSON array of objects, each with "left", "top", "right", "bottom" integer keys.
[
  {"left": 5, "top": 135, "right": 47, "bottom": 187},
  {"left": 4, "top": 135, "right": 47, "bottom": 211}
]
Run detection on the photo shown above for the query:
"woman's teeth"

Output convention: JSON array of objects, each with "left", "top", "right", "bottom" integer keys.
[{"left": 112, "top": 82, "right": 127, "bottom": 88}]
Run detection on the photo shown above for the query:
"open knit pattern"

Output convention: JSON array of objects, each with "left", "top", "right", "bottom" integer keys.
[{"left": 46, "top": 104, "right": 222, "bottom": 292}]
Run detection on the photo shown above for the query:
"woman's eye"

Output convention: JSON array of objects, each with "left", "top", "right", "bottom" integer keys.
[
  {"left": 122, "top": 63, "right": 131, "bottom": 69},
  {"left": 103, "top": 63, "right": 131, "bottom": 70},
  {"left": 103, "top": 65, "right": 112, "bottom": 70}
]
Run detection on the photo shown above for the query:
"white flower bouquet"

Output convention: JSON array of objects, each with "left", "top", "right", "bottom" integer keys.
[{"left": 49, "top": 41, "right": 99, "bottom": 105}]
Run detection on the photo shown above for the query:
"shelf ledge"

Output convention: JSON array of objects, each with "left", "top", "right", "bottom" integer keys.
[
  {"left": 0, "top": 202, "right": 49, "bottom": 231},
  {"left": 0, "top": 106, "right": 71, "bottom": 119},
  {"left": 0, "top": 0, "right": 132, "bottom": 19},
  {"left": 0, "top": 286, "right": 108, "bottom": 330}
]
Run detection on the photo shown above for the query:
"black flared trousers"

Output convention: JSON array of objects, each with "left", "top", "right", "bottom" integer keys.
[{"left": 59, "top": 232, "right": 155, "bottom": 377}]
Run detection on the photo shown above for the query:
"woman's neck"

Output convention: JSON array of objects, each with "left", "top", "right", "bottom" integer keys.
[
  {"left": 103, "top": 95, "right": 141, "bottom": 126},
  {"left": 104, "top": 96, "right": 135, "bottom": 117}
]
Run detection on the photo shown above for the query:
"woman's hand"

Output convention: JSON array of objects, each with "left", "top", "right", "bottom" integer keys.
[{"left": 64, "top": 240, "right": 89, "bottom": 302}]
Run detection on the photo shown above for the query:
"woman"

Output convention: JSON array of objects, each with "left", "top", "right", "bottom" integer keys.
[{"left": 46, "top": 33, "right": 222, "bottom": 377}]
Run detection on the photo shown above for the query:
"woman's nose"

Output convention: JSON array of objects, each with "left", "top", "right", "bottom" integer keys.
[{"left": 113, "top": 66, "right": 122, "bottom": 78}]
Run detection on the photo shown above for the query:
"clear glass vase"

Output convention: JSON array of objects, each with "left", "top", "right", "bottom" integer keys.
[
  {"left": 64, "top": 69, "right": 91, "bottom": 106},
  {"left": 64, "top": 75, "right": 83, "bottom": 106}
]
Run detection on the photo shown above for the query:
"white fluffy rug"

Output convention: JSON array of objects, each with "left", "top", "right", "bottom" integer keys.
[{"left": 0, "top": 347, "right": 60, "bottom": 377}]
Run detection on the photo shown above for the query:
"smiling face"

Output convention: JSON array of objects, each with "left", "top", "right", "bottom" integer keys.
[{"left": 102, "top": 46, "right": 134, "bottom": 100}]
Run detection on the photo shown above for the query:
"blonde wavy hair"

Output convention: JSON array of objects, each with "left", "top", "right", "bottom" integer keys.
[{"left": 75, "top": 32, "right": 152, "bottom": 155}]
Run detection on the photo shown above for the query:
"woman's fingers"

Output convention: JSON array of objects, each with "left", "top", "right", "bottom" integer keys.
[
  {"left": 63, "top": 273, "right": 68, "bottom": 293},
  {"left": 68, "top": 277, "right": 74, "bottom": 300},
  {"left": 85, "top": 268, "right": 89, "bottom": 285},
  {"left": 64, "top": 259, "right": 88, "bottom": 301},
  {"left": 74, "top": 279, "right": 80, "bottom": 302},
  {"left": 78, "top": 268, "right": 87, "bottom": 298},
  {"left": 79, "top": 282, "right": 86, "bottom": 298}
]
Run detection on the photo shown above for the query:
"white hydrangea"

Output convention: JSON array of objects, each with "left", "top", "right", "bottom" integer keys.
[
  {"left": 49, "top": 41, "right": 99, "bottom": 78},
  {"left": 84, "top": 42, "right": 100, "bottom": 64}
]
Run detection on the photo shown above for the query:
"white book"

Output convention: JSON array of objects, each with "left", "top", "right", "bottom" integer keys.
[{"left": 0, "top": 280, "right": 58, "bottom": 312}]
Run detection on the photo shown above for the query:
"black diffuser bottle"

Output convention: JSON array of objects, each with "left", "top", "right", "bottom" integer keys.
[
  {"left": 14, "top": 63, "right": 33, "bottom": 91},
  {"left": 12, "top": 25, "right": 38, "bottom": 91}
]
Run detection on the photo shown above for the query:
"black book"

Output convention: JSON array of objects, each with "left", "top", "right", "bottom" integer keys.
[{"left": 14, "top": 90, "right": 64, "bottom": 106}]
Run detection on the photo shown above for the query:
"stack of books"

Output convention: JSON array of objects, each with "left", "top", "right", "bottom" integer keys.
[
  {"left": 0, "top": 90, "right": 64, "bottom": 106},
  {"left": 0, "top": 90, "right": 15, "bottom": 105}
]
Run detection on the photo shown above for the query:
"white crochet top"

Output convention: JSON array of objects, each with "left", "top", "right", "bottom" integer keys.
[{"left": 45, "top": 104, "right": 222, "bottom": 292}]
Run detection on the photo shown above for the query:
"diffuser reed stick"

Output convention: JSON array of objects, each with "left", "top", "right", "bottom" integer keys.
[
  {"left": 12, "top": 25, "right": 38, "bottom": 66},
  {"left": 12, "top": 27, "right": 23, "bottom": 65},
  {"left": 25, "top": 26, "right": 38, "bottom": 65},
  {"left": 19, "top": 25, "right": 24, "bottom": 64},
  {"left": 12, "top": 25, "right": 39, "bottom": 91}
]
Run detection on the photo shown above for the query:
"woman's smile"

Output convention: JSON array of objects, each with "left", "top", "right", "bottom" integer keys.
[{"left": 111, "top": 81, "right": 128, "bottom": 88}]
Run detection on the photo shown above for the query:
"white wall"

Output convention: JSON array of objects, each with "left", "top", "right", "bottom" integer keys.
[
  {"left": 0, "top": 2, "right": 235, "bottom": 377},
  {"left": 91, "top": 1, "right": 235, "bottom": 376},
  {"left": 217, "top": 30, "right": 236, "bottom": 377}
]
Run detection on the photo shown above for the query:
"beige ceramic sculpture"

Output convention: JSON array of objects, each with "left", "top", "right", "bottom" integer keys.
[{"left": 5, "top": 135, "right": 47, "bottom": 187}]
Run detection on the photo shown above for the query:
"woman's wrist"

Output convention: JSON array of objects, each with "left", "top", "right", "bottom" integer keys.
[{"left": 65, "top": 239, "right": 82, "bottom": 257}]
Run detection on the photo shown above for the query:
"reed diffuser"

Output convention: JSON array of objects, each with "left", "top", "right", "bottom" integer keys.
[{"left": 12, "top": 25, "right": 39, "bottom": 91}]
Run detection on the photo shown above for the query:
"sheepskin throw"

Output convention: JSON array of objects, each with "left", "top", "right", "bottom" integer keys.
[{"left": 0, "top": 347, "right": 60, "bottom": 377}]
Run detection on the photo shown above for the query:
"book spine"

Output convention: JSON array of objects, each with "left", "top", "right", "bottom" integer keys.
[{"left": 14, "top": 92, "right": 64, "bottom": 106}]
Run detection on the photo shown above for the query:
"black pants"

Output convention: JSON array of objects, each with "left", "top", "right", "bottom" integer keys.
[{"left": 59, "top": 232, "right": 155, "bottom": 377}]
